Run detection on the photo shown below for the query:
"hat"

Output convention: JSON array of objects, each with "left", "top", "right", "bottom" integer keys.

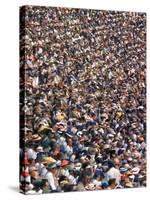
[
  {"left": 38, "top": 125, "right": 51, "bottom": 133},
  {"left": 107, "top": 134, "right": 114, "bottom": 138},
  {"left": 131, "top": 167, "right": 140, "bottom": 175},
  {"left": 76, "top": 131, "right": 83, "bottom": 138},
  {"left": 41, "top": 157, "right": 56, "bottom": 164},
  {"left": 121, "top": 160, "right": 127, "bottom": 165},
  {"left": 61, "top": 159, "right": 69, "bottom": 167},
  {"left": 65, "top": 131, "right": 73, "bottom": 138},
  {"left": 124, "top": 163, "right": 132, "bottom": 170},
  {"left": 32, "top": 134, "right": 41, "bottom": 142},
  {"left": 47, "top": 162, "right": 58, "bottom": 170},
  {"left": 86, "top": 165, "right": 91, "bottom": 169},
  {"left": 116, "top": 111, "right": 123, "bottom": 118},
  {"left": 120, "top": 168, "right": 128, "bottom": 173},
  {"left": 129, "top": 175, "right": 135, "bottom": 180},
  {"left": 55, "top": 111, "right": 65, "bottom": 121},
  {"left": 103, "top": 144, "right": 110, "bottom": 149},
  {"left": 127, "top": 157, "right": 133, "bottom": 162}
]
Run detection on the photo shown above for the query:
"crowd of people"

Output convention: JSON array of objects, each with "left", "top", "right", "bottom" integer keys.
[{"left": 20, "top": 6, "right": 146, "bottom": 194}]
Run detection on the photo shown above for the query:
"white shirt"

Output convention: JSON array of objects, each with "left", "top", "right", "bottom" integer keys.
[
  {"left": 92, "top": 179, "right": 102, "bottom": 187},
  {"left": 27, "top": 148, "right": 37, "bottom": 160},
  {"left": 60, "top": 168, "right": 70, "bottom": 177},
  {"left": 20, "top": 175, "right": 31, "bottom": 183},
  {"left": 45, "top": 172, "right": 57, "bottom": 191},
  {"left": 35, "top": 163, "right": 48, "bottom": 177},
  {"left": 107, "top": 167, "right": 121, "bottom": 184}
]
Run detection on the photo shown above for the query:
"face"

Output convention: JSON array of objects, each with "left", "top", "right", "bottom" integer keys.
[
  {"left": 51, "top": 168, "right": 58, "bottom": 175},
  {"left": 67, "top": 139, "right": 72, "bottom": 146},
  {"left": 96, "top": 176, "right": 101, "bottom": 181}
]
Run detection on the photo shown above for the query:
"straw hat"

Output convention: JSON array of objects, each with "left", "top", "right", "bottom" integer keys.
[
  {"left": 32, "top": 134, "right": 41, "bottom": 142},
  {"left": 41, "top": 156, "right": 56, "bottom": 164},
  {"left": 38, "top": 125, "right": 51, "bottom": 133}
]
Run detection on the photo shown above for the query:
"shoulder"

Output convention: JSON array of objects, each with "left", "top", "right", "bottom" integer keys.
[{"left": 45, "top": 172, "right": 53, "bottom": 178}]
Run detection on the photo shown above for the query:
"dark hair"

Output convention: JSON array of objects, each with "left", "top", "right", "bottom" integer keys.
[
  {"left": 63, "top": 184, "right": 74, "bottom": 192},
  {"left": 108, "top": 178, "right": 116, "bottom": 186}
]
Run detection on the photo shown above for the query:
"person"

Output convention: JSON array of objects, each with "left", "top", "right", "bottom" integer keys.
[
  {"left": 107, "top": 178, "right": 116, "bottom": 190},
  {"left": 92, "top": 170, "right": 104, "bottom": 189},
  {"left": 106, "top": 161, "right": 121, "bottom": 185},
  {"left": 45, "top": 163, "right": 59, "bottom": 192},
  {"left": 76, "top": 171, "right": 91, "bottom": 191},
  {"left": 20, "top": 5, "right": 146, "bottom": 193}
]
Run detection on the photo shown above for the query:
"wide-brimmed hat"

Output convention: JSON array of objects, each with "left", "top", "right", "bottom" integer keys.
[
  {"left": 38, "top": 124, "right": 51, "bottom": 133},
  {"left": 32, "top": 134, "right": 41, "bottom": 142},
  {"left": 65, "top": 131, "right": 73, "bottom": 138},
  {"left": 120, "top": 168, "right": 128, "bottom": 173},
  {"left": 47, "top": 162, "right": 58, "bottom": 170},
  {"left": 41, "top": 156, "right": 56, "bottom": 164},
  {"left": 131, "top": 167, "right": 140, "bottom": 175}
]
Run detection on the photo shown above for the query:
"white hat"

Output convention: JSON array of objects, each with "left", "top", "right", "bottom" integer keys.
[
  {"left": 131, "top": 167, "right": 140, "bottom": 175},
  {"left": 129, "top": 175, "right": 135, "bottom": 180},
  {"left": 128, "top": 157, "right": 133, "bottom": 162},
  {"left": 107, "top": 134, "right": 114, "bottom": 138},
  {"left": 103, "top": 144, "right": 110, "bottom": 149}
]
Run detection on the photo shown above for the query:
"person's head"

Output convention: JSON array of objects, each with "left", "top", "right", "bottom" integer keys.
[
  {"left": 63, "top": 184, "right": 76, "bottom": 192},
  {"left": 108, "top": 178, "right": 116, "bottom": 189},
  {"left": 42, "top": 179, "right": 49, "bottom": 187},
  {"left": 32, "top": 179, "right": 43, "bottom": 192},
  {"left": 107, "top": 160, "right": 115, "bottom": 170},
  {"left": 20, "top": 182, "right": 29, "bottom": 192},
  {"left": 113, "top": 157, "right": 120, "bottom": 167},
  {"left": 67, "top": 138, "right": 73, "bottom": 146},
  {"left": 94, "top": 170, "right": 104, "bottom": 181},
  {"left": 47, "top": 163, "right": 58, "bottom": 175}
]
